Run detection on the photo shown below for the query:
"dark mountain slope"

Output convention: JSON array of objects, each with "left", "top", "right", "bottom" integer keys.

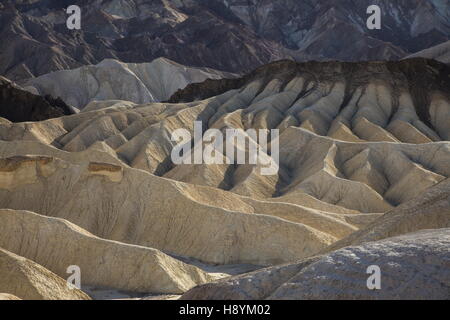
[
  {"left": 1, "top": 0, "right": 449, "bottom": 80},
  {"left": 0, "top": 77, "right": 73, "bottom": 122}
]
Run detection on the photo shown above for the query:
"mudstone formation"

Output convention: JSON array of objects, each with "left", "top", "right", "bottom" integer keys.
[{"left": 0, "top": 57, "right": 449, "bottom": 299}]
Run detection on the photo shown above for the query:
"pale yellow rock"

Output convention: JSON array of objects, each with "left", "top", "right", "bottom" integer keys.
[
  {"left": 278, "top": 127, "right": 450, "bottom": 212},
  {"left": 325, "top": 178, "right": 450, "bottom": 252},
  {"left": 0, "top": 209, "right": 217, "bottom": 294},
  {"left": 386, "top": 120, "right": 432, "bottom": 144},
  {"left": 0, "top": 78, "right": 447, "bottom": 218},
  {"left": 353, "top": 117, "right": 399, "bottom": 142},
  {"left": 0, "top": 64, "right": 449, "bottom": 294},
  {"left": 0, "top": 293, "right": 21, "bottom": 300},
  {"left": 0, "top": 248, "right": 90, "bottom": 300},
  {"left": 328, "top": 120, "right": 364, "bottom": 142},
  {"left": 0, "top": 155, "right": 336, "bottom": 266}
]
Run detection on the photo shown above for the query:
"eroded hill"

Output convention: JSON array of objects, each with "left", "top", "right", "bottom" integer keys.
[{"left": 0, "top": 59, "right": 449, "bottom": 299}]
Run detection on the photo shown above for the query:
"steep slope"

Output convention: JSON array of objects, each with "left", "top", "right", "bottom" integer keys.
[
  {"left": 220, "top": 0, "right": 450, "bottom": 59},
  {"left": 0, "top": 248, "right": 90, "bottom": 300},
  {"left": 324, "top": 178, "right": 450, "bottom": 252},
  {"left": 1, "top": 0, "right": 449, "bottom": 80},
  {"left": 0, "top": 154, "right": 337, "bottom": 266},
  {"left": 182, "top": 229, "right": 450, "bottom": 300},
  {"left": 23, "top": 58, "right": 235, "bottom": 110},
  {"left": 0, "top": 293, "right": 21, "bottom": 300},
  {"left": 0, "top": 0, "right": 286, "bottom": 80},
  {"left": 181, "top": 179, "right": 450, "bottom": 300},
  {"left": 0, "top": 76, "right": 73, "bottom": 122},
  {"left": 170, "top": 59, "right": 450, "bottom": 139},
  {"left": 406, "top": 40, "right": 450, "bottom": 64},
  {"left": 0, "top": 209, "right": 220, "bottom": 294},
  {"left": 269, "top": 229, "right": 450, "bottom": 300}
]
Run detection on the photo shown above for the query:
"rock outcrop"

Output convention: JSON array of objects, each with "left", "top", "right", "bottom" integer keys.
[
  {"left": 325, "top": 178, "right": 450, "bottom": 252},
  {"left": 182, "top": 229, "right": 450, "bottom": 300},
  {"left": 269, "top": 229, "right": 450, "bottom": 300},
  {"left": 406, "top": 40, "right": 450, "bottom": 64},
  {"left": 0, "top": 76, "right": 73, "bottom": 122}
]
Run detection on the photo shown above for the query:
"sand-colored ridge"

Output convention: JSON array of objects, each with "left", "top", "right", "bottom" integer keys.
[
  {"left": 324, "top": 178, "right": 450, "bottom": 252},
  {"left": 1, "top": 59, "right": 449, "bottom": 299},
  {"left": 0, "top": 248, "right": 90, "bottom": 300},
  {"left": 0, "top": 154, "right": 339, "bottom": 266},
  {"left": 1, "top": 81, "right": 448, "bottom": 215},
  {"left": 0, "top": 209, "right": 219, "bottom": 294},
  {"left": 0, "top": 293, "right": 21, "bottom": 300}
]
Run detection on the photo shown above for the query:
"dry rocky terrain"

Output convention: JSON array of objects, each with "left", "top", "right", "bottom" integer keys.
[
  {"left": 0, "top": 58, "right": 449, "bottom": 300},
  {"left": 1, "top": 0, "right": 449, "bottom": 81}
]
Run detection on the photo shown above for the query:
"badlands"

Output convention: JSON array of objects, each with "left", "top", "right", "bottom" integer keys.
[
  {"left": 22, "top": 57, "right": 235, "bottom": 110},
  {"left": 0, "top": 58, "right": 449, "bottom": 299}
]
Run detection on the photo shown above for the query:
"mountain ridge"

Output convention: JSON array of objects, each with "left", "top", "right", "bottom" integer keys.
[
  {"left": 1, "top": 0, "right": 449, "bottom": 81},
  {"left": 22, "top": 57, "right": 235, "bottom": 110}
]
